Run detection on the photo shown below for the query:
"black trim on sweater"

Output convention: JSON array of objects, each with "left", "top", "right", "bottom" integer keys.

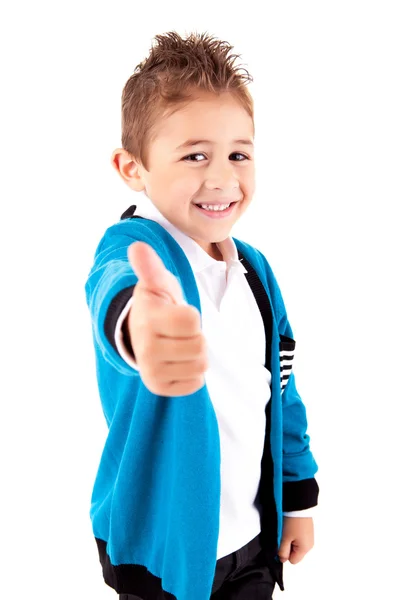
[
  {"left": 104, "top": 286, "right": 135, "bottom": 356},
  {"left": 279, "top": 335, "right": 296, "bottom": 394},
  {"left": 238, "top": 252, "right": 273, "bottom": 371},
  {"left": 237, "top": 251, "right": 284, "bottom": 590},
  {"left": 283, "top": 478, "right": 320, "bottom": 512},
  {"left": 95, "top": 537, "right": 177, "bottom": 598},
  {"left": 279, "top": 335, "right": 296, "bottom": 352}
]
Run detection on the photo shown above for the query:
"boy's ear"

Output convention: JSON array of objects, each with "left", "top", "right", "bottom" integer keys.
[{"left": 111, "top": 148, "right": 146, "bottom": 191}]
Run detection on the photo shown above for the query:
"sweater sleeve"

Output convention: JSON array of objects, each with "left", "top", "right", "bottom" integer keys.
[
  {"left": 258, "top": 252, "right": 319, "bottom": 512},
  {"left": 84, "top": 230, "right": 141, "bottom": 377},
  {"left": 277, "top": 301, "right": 319, "bottom": 511}
]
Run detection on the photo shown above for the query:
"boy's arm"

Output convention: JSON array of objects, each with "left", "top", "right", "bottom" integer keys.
[
  {"left": 259, "top": 251, "right": 319, "bottom": 512},
  {"left": 85, "top": 230, "right": 140, "bottom": 376},
  {"left": 278, "top": 319, "right": 319, "bottom": 512}
]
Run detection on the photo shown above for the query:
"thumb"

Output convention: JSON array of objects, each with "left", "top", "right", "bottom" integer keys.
[
  {"left": 128, "top": 241, "right": 186, "bottom": 306},
  {"left": 278, "top": 538, "right": 291, "bottom": 563}
]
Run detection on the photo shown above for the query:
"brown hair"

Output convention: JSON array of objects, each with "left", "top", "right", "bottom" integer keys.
[{"left": 120, "top": 31, "right": 254, "bottom": 170}]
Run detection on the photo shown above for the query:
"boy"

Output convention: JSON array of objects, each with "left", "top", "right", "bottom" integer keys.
[{"left": 85, "top": 31, "right": 319, "bottom": 600}]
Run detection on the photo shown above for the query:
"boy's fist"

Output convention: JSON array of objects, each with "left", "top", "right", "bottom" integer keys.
[{"left": 126, "top": 242, "right": 208, "bottom": 397}]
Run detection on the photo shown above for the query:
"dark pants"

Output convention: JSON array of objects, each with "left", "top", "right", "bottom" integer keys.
[{"left": 119, "top": 533, "right": 275, "bottom": 599}]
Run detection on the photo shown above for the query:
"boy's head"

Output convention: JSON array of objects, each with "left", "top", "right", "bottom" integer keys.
[{"left": 112, "top": 31, "right": 255, "bottom": 259}]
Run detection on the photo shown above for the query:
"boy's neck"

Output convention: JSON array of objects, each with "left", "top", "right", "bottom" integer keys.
[{"left": 210, "top": 243, "right": 224, "bottom": 262}]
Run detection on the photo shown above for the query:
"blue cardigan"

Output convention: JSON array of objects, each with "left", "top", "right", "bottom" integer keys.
[{"left": 85, "top": 214, "right": 319, "bottom": 599}]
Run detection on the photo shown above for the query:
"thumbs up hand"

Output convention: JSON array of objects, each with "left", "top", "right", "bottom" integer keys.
[{"left": 126, "top": 242, "right": 208, "bottom": 397}]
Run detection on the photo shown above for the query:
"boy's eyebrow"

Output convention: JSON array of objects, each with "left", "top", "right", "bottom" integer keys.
[{"left": 175, "top": 139, "right": 254, "bottom": 150}]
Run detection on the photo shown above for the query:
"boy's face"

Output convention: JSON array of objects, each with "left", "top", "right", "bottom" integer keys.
[{"left": 113, "top": 91, "right": 255, "bottom": 259}]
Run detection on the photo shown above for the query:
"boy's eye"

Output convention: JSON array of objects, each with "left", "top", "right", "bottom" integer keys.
[
  {"left": 230, "top": 152, "right": 248, "bottom": 161},
  {"left": 183, "top": 153, "right": 207, "bottom": 162},
  {"left": 183, "top": 152, "right": 249, "bottom": 162}
]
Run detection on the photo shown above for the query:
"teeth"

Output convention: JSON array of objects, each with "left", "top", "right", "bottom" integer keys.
[{"left": 199, "top": 203, "right": 230, "bottom": 211}]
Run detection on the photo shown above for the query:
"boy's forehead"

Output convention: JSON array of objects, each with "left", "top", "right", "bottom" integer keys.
[{"left": 153, "top": 95, "right": 254, "bottom": 145}]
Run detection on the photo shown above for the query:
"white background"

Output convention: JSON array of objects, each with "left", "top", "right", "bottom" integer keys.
[{"left": 1, "top": 1, "right": 399, "bottom": 599}]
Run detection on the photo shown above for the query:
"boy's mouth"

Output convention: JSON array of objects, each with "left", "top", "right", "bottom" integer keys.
[{"left": 193, "top": 201, "right": 238, "bottom": 219}]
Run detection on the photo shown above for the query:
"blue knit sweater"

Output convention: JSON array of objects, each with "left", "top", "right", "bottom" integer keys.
[{"left": 85, "top": 215, "right": 319, "bottom": 599}]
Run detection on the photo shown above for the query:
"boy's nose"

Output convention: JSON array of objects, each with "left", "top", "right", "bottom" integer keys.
[{"left": 204, "top": 164, "right": 240, "bottom": 193}]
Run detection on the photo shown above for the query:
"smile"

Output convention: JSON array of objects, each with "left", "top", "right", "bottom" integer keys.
[{"left": 193, "top": 202, "right": 238, "bottom": 219}]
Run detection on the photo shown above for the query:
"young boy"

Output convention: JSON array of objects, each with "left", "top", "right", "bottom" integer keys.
[{"left": 85, "top": 31, "right": 319, "bottom": 600}]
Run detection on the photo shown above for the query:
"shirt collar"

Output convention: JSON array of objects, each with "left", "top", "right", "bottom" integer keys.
[{"left": 132, "top": 192, "right": 248, "bottom": 275}]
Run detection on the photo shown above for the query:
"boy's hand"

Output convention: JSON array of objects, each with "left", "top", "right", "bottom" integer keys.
[
  {"left": 278, "top": 517, "right": 314, "bottom": 564},
  {"left": 126, "top": 241, "right": 208, "bottom": 397}
]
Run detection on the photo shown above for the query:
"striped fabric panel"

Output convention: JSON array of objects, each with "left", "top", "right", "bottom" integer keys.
[{"left": 279, "top": 335, "right": 296, "bottom": 394}]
